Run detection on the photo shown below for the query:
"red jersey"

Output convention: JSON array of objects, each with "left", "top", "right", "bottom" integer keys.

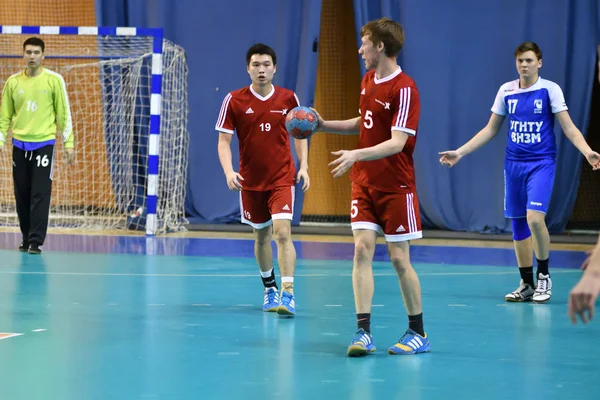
[
  {"left": 350, "top": 67, "right": 420, "bottom": 193},
  {"left": 216, "top": 85, "right": 300, "bottom": 191}
]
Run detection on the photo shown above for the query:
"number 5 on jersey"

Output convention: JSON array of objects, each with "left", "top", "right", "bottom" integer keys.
[
  {"left": 363, "top": 110, "right": 373, "bottom": 129},
  {"left": 351, "top": 199, "right": 358, "bottom": 218}
]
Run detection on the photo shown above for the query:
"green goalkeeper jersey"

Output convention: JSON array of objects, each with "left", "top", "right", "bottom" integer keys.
[{"left": 0, "top": 67, "right": 73, "bottom": 148}]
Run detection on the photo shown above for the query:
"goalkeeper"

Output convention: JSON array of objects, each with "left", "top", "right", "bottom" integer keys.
[{"left": 0, "top": 37, "right": 74, "bottom": 254}]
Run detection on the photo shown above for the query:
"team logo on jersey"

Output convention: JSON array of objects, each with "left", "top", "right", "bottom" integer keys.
[
  {"left": 17, "top": 89, "right": 24, "bottom": 95},
  {"left": 270, "top": 109, "right": 288, "bottom": 115},
  {"left": 534, "top": 99, "right": 543, "bottom": 114},
  {"left": 245, "top": 107, "right": 254, "bottom": 114},
  {"left": 361, "top": 88, "right": 366, "bottom": 95},
  {"left": 374, "top": 99, "right": 391, "bottom": 110}
]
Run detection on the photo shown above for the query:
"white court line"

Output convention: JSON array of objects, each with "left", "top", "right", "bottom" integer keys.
[
  {"left": 0, "top": 271, "right": 329, "bottom": 277},
  {"left": 0, "top": 270, "right": 579, "bottom": 278},
  {"left": 32, "top": 329, "right": 46, "bottom": 332}
]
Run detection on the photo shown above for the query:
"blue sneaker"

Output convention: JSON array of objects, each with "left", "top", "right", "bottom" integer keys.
[
  {"left": 276, "top": 290, "right": 295, "bottom": 316},
  {"left": 387, "top": 329, "right": 430, "bottom": 355},
  {"left": 262, "top": 287, "right": 280, "bottom": 312},
  {"left": 347, "top": 328, "right": 376, "bottom": 357}
]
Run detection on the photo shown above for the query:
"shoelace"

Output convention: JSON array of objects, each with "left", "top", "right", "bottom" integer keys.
[
  {"left": 399, "top": 332, "right": 412, "bottom": 344},
  {"left": 265, "top": 290, "right": 278, "bottom": 304},
  {"left": 352, "top": 330, "right": 370, "bottom": 344},
  {"left": 537, "top": 279, "right": 548, "bottom": 292},
  {"left": 281, "top": 292, "right": 292, "bottom": 305}
]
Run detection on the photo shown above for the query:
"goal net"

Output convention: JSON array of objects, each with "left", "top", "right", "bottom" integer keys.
[{"left": 0, "top": 26, "right": 189, "bottom": 235}]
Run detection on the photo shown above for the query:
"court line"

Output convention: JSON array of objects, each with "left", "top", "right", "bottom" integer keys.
[
  {"left": 0, "top": 270, "right": 580, "bottom": 277},
  {"left": 0, "top": 227, "right": 594, "bottom": 251}
]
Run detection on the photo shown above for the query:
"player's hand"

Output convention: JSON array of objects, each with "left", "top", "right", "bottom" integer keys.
[
  {"left": 64, "top": 148, "right": 75, "bottom": 165},
  {"left": 225, "top": 171, "right": 244, "bottom": 191},
  {"left": 329, "top": 149, "right": 358, "bottom": 178},
  {"left": 585, "top": 151, "right": 600, "bottom": 171},
  {"left": 438, "top": 150, "right": 462, "bottom": 168},
  {"left": 297, "top": 167, "right": 310, "bottom": 192},
  {"left": 310, "top": 107, "right": 324, "bottom": 130},
  {"left": 568, "top": 270, "right": 600, "bottom": 324}
]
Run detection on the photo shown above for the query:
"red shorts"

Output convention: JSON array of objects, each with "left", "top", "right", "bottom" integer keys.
[
  {"left": 240, "top": 186, "right": 295, "bottom": 229},
  {"left": 350, "top": 182, "right": 422, "bottom": 242}
]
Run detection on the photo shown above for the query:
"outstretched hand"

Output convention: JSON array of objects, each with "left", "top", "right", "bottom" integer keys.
[
  {"left": 568, "top": 270, "right": 600, "bottom": 324},
  {"left": 329, "top": 149, "right": 358, "bottom": 178},
  {"left": 585, "top": 151, "right": 600, "bottom": 171},
  {"left": 438, "top": 150, "right": 462, "bottom": 168}
]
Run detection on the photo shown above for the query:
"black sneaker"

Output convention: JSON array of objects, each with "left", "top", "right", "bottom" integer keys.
[
  {"left": 28, "top": 245, "right": 41, "bottom": 255},
  {"left": 19, "top": 242, "right": 28, "bottom": 252}
]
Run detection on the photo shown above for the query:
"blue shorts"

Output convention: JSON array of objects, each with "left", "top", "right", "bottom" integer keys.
[{"left": 504, "top": 159, "right": 555, "bottom": 218}]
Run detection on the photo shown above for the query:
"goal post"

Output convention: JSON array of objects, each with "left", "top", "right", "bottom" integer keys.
[{"left": 0, "top": 26, "right": 189, "bottom": 236}]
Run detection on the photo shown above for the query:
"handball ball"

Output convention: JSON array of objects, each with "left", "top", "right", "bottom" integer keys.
[{"left": 285, "top": 106, "right": 318, "bottom": 139}]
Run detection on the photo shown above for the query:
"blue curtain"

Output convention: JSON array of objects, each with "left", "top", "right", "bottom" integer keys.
[
  {"left": 353, "top": 0, "right": 599, "bottom": 233},
  {"left": 96, "top": 0, "right": 322, "bottom": 226}
]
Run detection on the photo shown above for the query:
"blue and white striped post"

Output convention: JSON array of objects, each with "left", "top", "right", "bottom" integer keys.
[
  {"left": 0, "top": 26, "right": 164, "bottom": 236},
  {"left": 147, "top": 29, "right": 164, "bottom": 236}
]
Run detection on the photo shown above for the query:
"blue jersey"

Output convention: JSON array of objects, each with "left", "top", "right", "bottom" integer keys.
[{"left": 491, "top": 77, "right": 568, "bottom": 161}]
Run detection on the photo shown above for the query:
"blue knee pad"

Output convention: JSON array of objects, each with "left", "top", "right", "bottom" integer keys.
[{"left": 512, "top": 217, "right": 531, "bottom": 241}]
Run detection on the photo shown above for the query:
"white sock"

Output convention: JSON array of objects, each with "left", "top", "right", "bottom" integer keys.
[{"left": 260, "top": 268, "right": 273, "bottom": 278}]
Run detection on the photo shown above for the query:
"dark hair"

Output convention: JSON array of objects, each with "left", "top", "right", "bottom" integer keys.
[
  {"left": 514, "top": 41, "right": 542, "bottom": 60},
  {"left": 360, "top": 17, "right": 404, "bottom": 58},
  {"left": 23, "top": 37, "right": 45, "bottom": 52},
  {"left": 246, "top": 43, "right": 276, "bottom": 65}
]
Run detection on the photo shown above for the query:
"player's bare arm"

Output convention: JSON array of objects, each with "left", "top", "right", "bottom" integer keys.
[
  {"left": 217, "top": 132, "right": 244, "bottom": 191},
  {"left": 555, "top": 111, "right": 600, "bottom": 170},
  {"left": 439, "top": 112, "right": 505, "bottom": 167},
  {"left": 294, "top": 137, "right": 310, "bottom": 192},
  {"left": 311, "top": 108, "right": 361, "bottom": 135},
  {"left": 329, "top": 130, "right": 408, "bottom": 178}
]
